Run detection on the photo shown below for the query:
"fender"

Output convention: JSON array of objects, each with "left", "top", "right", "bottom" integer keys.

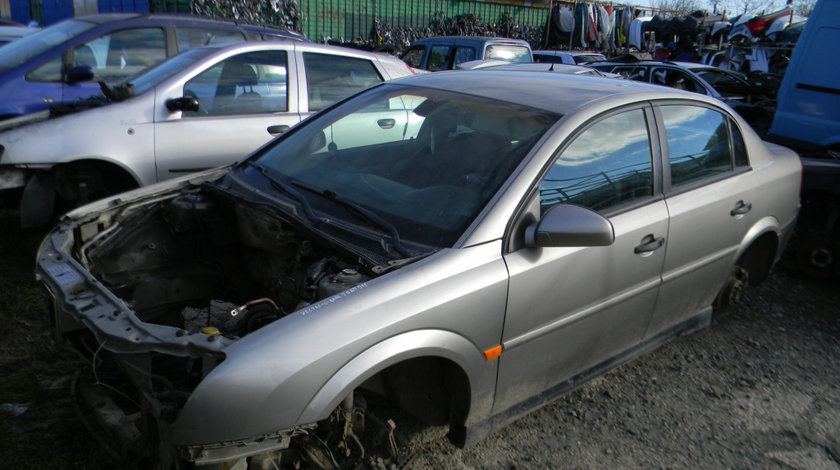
[
  {"left": 297, "top": 328, "right": 497, "bottom": 426},
  {"left": 732, "top": 215, "right": 781, "bottom": 264}
]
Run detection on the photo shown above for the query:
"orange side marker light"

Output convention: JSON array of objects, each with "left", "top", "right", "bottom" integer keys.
[{"left": 483, "top": 345, "right": 502, "bottom": 361}]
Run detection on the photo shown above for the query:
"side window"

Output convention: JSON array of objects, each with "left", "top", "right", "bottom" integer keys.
[
  {"left": 303, "top": 52, "right": 383, "bottom": 111},
  {"left": 176, "top": 29, "right": 245, "bottom": 51},
  {"left": 660, "top": 105, "right": 733, "bottom": 187},
  {"left": 732, "top": 120, "right": 749, "bottom": 168},
  {"left": 614, "top": 66, "right": 647, "bottom": 81},
  {"left": 183, "top": 51, "right": 288, "bottom": 116},
  {"left": 401, "top": 46, "right": 424, "bottom": 68},
  {"left": 655, "top": 69, "right": 701, "bottom": 93},
  {"left": 427, "top": 46, "right": 451, "bottom": 71},
  {"left": 73, "top": 28, "right": 166, "bottom": 82},
  {"left": 27, "top": 56, "right": 63, "bottom": 81},
  {"left": 453, "top": 47, "right": 476, "bottom": 66},
  {"left": 540, "top": 108, "right": 654, "bottom": 214}
]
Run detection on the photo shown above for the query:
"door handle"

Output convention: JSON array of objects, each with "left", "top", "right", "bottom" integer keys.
[
  {"left": 634, "top": 234, "right": 665, "bottom": 255},
  {"left": 377, "top": 118, "right": 396, "bottom": 129},
  {"left": 730, "top": 200, "right": 752, "bottom": 217},
  {"left": 267, "top": 125, "right": 290, "bottom": 136}
]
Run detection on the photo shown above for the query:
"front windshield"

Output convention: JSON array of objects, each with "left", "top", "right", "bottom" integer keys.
[
  {"left": 251, "top": 84, "right": 560, "bottom": 248},
  {"left": 127, "top": 47, "right": 214, "bottom": 95},
  {"left": 0, "top": 19, "right": 96, "bottom": 72}
]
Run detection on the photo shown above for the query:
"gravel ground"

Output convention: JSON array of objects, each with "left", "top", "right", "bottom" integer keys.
[
  {"left": 395, "top": 269, "right": 840, "bottom": 470},
  {"left": 1, "top": 204, "right": 838, "bottom": 469}
]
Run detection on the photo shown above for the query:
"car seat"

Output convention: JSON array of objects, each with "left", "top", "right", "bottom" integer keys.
[{"left": 216, "top": 62, "right": 262, "bottom": 113}]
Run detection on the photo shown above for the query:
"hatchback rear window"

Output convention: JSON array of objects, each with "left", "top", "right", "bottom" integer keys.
[{"left": 485, "top": 45, "right": 531, "bottom": 63}]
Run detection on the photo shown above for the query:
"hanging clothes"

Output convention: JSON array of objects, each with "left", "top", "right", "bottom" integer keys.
[
  {"left": 586, "top": 4, "right": 599, "bottom": 45},
  {"left": 598, "top": 5, "right": 610, "bottom": 50},
  {"left": 629, "top": 16, "right": 652, "bottom": 49},
  {"left": 560, "top": 5, "right": 575, "bottom": 33},
  {"left": 573, "top": 2, "right": 587, "bottom": 48}
]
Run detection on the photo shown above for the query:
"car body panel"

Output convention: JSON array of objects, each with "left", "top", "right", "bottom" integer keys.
[
  {"left": 35, "top": 71, "right": 801, "bottom": 467},
  {"left": 768, "top": 0, "right": 840, "bottom": 151},
  {"left": 175, "top": 240, "right": 507, "bottom": 445},
  {"left": 497, "top": 199, "right": 668, "bottom": 412}
]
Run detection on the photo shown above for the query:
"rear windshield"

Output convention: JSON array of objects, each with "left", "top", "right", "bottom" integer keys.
[
  {"left": 0, "top": 19, "right": 96, "bottom": 72},
  {"left": 485, "top": 44, "right": 532, "bottom": 63}
]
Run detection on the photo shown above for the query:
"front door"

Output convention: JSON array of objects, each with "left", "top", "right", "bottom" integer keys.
[
  {"left": 154, "top": 49, "right": 300, "bottom": 181},
  {"left": 495, "top": 106, "right": 668, "bottom": 413}
]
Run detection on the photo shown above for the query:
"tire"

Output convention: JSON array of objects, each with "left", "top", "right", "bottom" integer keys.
[{"left": 796, "top": 231, "right": 838, "bottom": 279}]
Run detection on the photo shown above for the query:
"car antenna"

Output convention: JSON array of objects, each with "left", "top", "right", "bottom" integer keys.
[{"left": 549, "top": 62, "right": 555, "bottom": 72}]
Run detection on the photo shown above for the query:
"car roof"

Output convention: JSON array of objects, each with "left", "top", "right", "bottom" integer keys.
[
  {"left": 480, "top": 62, "right": 604, "bottom": 76},
  {"left": 391, "top": 70, "right": 705, "bottom": 114},
  {"left": 534, "top": 50, "right": 603, "bottom": 57},
  {"left": 197, "top": 39, "right": 402, "bottom": 62},
  {"left": 0, "top": 26, "right": 37, "bottom": 38},
  {"left": 410, "top": 36, "right": 530, "bottom": 47},
  {"left": 70, "top": 13, "right": 305, "bottom": 39}
]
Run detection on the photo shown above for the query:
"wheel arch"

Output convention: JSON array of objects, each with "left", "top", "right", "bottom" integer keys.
[
  {"left": 733, "top": 215, "right": 782, "bottom": 285},
  {"left": 297, "top": 329, "right": 492, "bottom": 437}
]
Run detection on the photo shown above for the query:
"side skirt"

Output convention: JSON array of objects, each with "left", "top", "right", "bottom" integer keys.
[{"left": 453, "top": 307, "right": 712, "bottom": 447}]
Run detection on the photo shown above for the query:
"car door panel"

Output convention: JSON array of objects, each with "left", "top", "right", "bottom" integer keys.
[
  {"left": 496, "top": 200, "right": 668, "bottom": 413},
  {"left": 645, "top": 104, "right": 759, "bottom": 337},
  {"left": 154, "top": 48, "right": 300, "bottom": 181},
  {"left": 646, "top": 173, "right": 758, "bottom": 335},
  {"left": 494, "top": 106, "right": 666, "bottom": 414}
]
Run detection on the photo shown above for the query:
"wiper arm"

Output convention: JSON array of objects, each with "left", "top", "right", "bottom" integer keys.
[
  {"left": 290, "top": 180, "right": 412, "bottom": 258},
  {"left": 98, "top": 81, "right": 134, "bottom": 102},
  {"left": 244, "top": 161, "right": 322, "bottom": 225}
]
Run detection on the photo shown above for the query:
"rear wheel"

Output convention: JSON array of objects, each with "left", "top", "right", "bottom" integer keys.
[{"left": 714, "top": 265, "right": 749, "bottom": 312}]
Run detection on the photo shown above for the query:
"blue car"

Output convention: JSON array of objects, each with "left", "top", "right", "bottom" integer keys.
[
  {"left": 0, "top": 13, "right": 303, "bottom": 120},
  {"left": 400, "top": 36, "right": 532, "bottom": 71}
]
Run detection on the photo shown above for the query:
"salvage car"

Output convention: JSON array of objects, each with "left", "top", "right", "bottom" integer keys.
[
  {"left": 0, "top": 40, "right": 413, "bottom": 227},
  {"left": 532, "top": 49, "right": 607, "bottom": 65},
  {"left": 590, "top": 59, "right": 776, "bottom": 135},
  {"left": 37, "top": 71, "right": 801, "bottom": 469},
  {"left": 0, "top": 13, "right": 304, "bottom": 120},
  {"left": 400, "top": 36, "right": 532, "bottom": 71},
  {"left": 0, "top": 23, "right": 39, "bottom": 47}
]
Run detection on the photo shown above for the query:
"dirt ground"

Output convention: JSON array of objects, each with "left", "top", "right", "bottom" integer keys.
[{"left": 1, "top": 205, "right": 839, "bottom": 469}]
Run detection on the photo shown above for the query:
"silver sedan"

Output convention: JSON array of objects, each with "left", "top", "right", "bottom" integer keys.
[{"left": 37, "top": 70, "right": 801, "bottom": 468}]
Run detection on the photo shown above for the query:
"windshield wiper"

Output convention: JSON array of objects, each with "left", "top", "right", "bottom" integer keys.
[
  {"left": 244, "top": 161, "right": 322, "bottom": 225},
  {"left": 290, "top": 180, "right": 412, "bottom": 258},
  {"left": 98, "top": 81, "right": 134, "bottom": 102}
]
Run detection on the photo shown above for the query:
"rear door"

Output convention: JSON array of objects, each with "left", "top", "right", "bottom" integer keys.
[
  {"left": 297, "top": 50, "right": 388, "bottom": 118},
  {"left": 644, "top": 102, "right": 758, "bottom": 337},
  {"left": 154, "top": 47, "right": 300, "bottom": 181},
  {"left": 496, "top": 105, "right": 668, "bottom": 413}
]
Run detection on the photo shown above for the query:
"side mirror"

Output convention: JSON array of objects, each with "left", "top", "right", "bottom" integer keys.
[
  {"left": 308, "top": 130, "right": 327, "bottom": 152},
  {"left": 165, "top": 96, "right": 201, "bottom": 113},
  {"left": 525, "top": 204, "right": 615, "bottom": 248},
  {"left": 66, "top": 65, "right": 94, "bottom": 83}
]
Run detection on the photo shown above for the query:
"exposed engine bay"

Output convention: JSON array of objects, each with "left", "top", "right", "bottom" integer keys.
[
  {"left": 45, "top": 186, "right": 403, "bottom": 468},
  {"left": 75, "top": 190, "right": 377, "bottom": 340}
]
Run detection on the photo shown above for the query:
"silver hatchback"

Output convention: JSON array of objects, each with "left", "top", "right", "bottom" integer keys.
[
  {"left": 0, "top": 40, "right": 414, "bottom": 226},
  {"left": 37, "top": 71, "right": 800, "bottom": 468}
]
